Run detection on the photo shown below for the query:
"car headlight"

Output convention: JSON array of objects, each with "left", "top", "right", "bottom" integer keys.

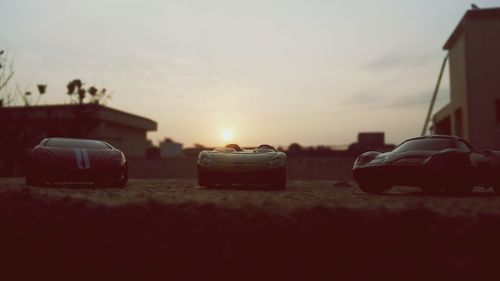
[
  {"left": 369, "top": 157, "right": 384, "bottom": 164},
  {"left": 267, "top": 156, "right": 285, "bottom": 167},
  {"left": 199, "top": 155, "right": 215, "bottom": 166},
  {"left": 108, "top": 153, "right": 126, "bottom": 165},
  {"left": 33, "top": 153, "right": 52, "bottom": 162},
  {"left": 395, "top": 158, "right": 425, "bottom": 164},
  {"left": 354, "top": 155, "right": 375, "bottom": 167}
]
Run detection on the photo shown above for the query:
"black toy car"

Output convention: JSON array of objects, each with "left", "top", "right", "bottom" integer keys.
[{"left": 353, "top": 135, "right": 500, "bottom": 194}]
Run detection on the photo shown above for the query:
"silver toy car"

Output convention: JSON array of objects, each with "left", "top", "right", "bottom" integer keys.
[{"left": 197, "top": 144, "right": 286, "bottom": 189}]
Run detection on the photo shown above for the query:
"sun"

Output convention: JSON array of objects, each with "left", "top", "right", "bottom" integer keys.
[{"left": 221, "top": 129, "right": 233, "bottom": 143}]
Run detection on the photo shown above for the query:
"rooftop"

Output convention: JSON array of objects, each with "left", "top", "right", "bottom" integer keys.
[
  {"left": 444, "top": 7, "right": 500, "bottom": 50},
  {"left": 0, "top": 104, "right": 157, "bottom": 131}
]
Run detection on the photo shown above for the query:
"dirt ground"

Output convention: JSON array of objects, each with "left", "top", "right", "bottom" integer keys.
[{"left": 2, "top": 178, "right": 500, "bottom": 280}]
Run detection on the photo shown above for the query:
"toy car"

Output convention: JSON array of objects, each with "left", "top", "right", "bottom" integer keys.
[
  {"left": 197, "top": 144, "right": 286, "bottom": 189},
  {"left": 25, "top": 137, "right": 128, "bottom": 187},
  {"left": 353, "top": 135, "right": 500, "bottom": 194}
]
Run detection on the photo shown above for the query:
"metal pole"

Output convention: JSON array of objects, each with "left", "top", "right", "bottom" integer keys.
[{"left": 421, "top": 54, "right": 449, "bottom": 136}]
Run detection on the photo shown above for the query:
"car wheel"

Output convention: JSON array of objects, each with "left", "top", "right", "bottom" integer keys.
[
  {"left": 443, "top": 183, "right": 472, "bottom": 195},
  {"left": 421, "top": 169, "right": 443, "bottom": 195},
  {"left": 493, "top": 185, "right": 500, "bottom": 194},
  {"left": 442, "top": 174, "right": 472, "bottom": 195},
  {"left": 442, "top": 169, "right": 472, "bottom": 196},
  {"left": 109, "top": 168, "right": 128, "bottom": 188},
  {"left": 198, "top": 168, "right": 213, "bottom": 187},
  {"left": 94, "top": 181, "right": 106, "bottom": 188},
  {"left": 110, "top": 178, "right": 127, "bottom": 188},
  {"left": 25, "top": 161, "right": 45, "bottom": 187},
  {"left": 25, "top": 174, "right": 45, "bottom": 187},
  {"left": 421, "top": 186, "right": 442, "bottom": 195},
  {"left": 421, "top": 183, "right": 442, "bottom": 195},
  {"left": 198, "top": 177, "right": 213, "bottom": 187},
  {"left": 109, "top": 179, "right": 127, "bottom": 188},
  {"left": 269, "top": 168, "right": 286, "bottom": 190},
  {"left": 430, "top": 157, "right": 472, "bottom": 195},
  {"left": 444, "top": 186, "right": 471, "bottom": 195},
  {"left": 357, "top": 180, "right": 388, "bottom": 194}
]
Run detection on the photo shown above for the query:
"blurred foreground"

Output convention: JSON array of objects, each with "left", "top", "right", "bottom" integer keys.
[{"left": 1, "top": 178, "right": 500, "bottom": 280}]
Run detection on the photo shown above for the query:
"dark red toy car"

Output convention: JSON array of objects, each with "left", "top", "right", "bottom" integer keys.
[{"left": 26, "top": 137, "right": 128, "bottom": 187}]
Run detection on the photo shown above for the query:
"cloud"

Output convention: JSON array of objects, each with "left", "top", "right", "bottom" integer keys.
[
  {"left": 17, "top": 49, "right": 44, "bottom": 62},
  {"left": 341, "top": 90, "right": 384, "bottom": 107},
  {"left": 362, "top": 52, "right": 434, "bottom": 71},
  {"left": 340, "top": 88, "right": 450, "bottom": 111},
  {"left": 170, "top": 57, "right": 193, "bottom": 65},
  {"left": 385, "top": 89, "right": 449, "bottom": 108}
]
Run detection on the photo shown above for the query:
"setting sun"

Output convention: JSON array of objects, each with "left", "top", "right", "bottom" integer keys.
[{"left": 221, "top": 129, "right": 233, "bottom": 143}]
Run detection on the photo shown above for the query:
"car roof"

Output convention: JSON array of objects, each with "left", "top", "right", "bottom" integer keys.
[
  {"left": 406, "top": 135, "right": 462, "bottom": 142},
  {"left": 48, "top": 137, "right": 101, "bottom": 142},
  {"left": 42, "top": 137, "right": 114, "bottom": 149}
]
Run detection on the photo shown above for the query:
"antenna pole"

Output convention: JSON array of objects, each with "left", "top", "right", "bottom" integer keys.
[{"left": 421, "top": 54, "right": 449, "bottom": 136}]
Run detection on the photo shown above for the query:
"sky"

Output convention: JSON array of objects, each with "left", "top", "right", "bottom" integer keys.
[{"left": 2, "top": 0, "right": 500, "bottom": 147}]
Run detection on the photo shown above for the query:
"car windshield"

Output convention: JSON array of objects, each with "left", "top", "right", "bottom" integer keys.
[
  {"left": 225, "top": 144, "right": 243, "bottom": 152},
  {"left": 214, "top": 147, "right": 236, "bottom": 153},
  {"left": 393, "top": 138, "right": 456, "bottom": 153},
  {"left": 45, "top": 138, "right": 111, "bottom": 149},
  {"left": 254, "top": 148, "right": 276, "bottom": 153}
]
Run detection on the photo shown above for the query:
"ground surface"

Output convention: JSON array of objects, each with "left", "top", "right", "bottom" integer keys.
[{"left": 2, "top": 178, "right": 500, "bottom": 280}]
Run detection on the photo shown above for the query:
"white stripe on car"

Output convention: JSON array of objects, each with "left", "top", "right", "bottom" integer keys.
[
  {"left": 81, "top": 149, "right": 91, "bottom": 169},
  {"left": 75, "top": 149, "right": 84, "bottom": 170}
]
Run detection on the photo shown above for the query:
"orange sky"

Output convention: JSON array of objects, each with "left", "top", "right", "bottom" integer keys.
[{"left": 3, "top": 0, "right": 500, "bottom": 147}]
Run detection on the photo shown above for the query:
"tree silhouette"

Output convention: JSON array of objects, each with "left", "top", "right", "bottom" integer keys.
[
  {"left": 67, "top": 79, "right": 110, "bottom": 105},
  {"left": 287, "top": 143, "right": 303, "bottom": 156},
  {"left": 0, "top": 50, "right": 47, "bottom": 107},
  {"left": 0, "top": 50, "right": 15, "bottom": 106}
]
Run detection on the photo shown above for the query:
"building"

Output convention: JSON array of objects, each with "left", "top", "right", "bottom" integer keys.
[
  {"left": 348, "top": 132, "right": 395, "bottom": 156},
  {"left": 433, "top": 8, "right": 500, "bottom": 150},
  {"left": 159, "top": 138, "right": 183, "bottom": 158},
  {"left": 358, "top": 132, "right": 385, "bottom": 148},
  {"left": 0, "top": 104, "right": 157, "bottom": 157}
]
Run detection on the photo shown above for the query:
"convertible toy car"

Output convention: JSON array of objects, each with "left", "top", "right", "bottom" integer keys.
[
  {"left": 26, "top": 137, "right": 128, "bottom": 187},
  {"left": 197, "top": 144, "right": 286, "bottom": 189},
  {"left": 353, "top": 135, "right": 500, "bottom": 194}
]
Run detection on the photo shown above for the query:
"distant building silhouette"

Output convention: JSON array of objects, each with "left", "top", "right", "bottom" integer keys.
[
  {"left": 0, "top": 104, "right": 157, "bottom": 157},
  {"left": 348, "top": 132, "right": 395, "bottom": 156},
  {"left": 357, "top": 132, "right": 385, "bottom": 148},
  {"left": 433, "top": 8, "right": 500, "bottom": 150},
  {"left": 159, "top": 138, "right": 183, "bottom": 158}
]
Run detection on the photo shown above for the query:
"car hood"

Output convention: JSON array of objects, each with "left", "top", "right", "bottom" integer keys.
[
  {"left": 31, "top": 146, "right": 119, "bottom": 164},
  {"left": 382, "top": 150, "right": 436, "bottom": 164},
  {"left": 204, "top": 151, "right": 283, "bottom": 163}
]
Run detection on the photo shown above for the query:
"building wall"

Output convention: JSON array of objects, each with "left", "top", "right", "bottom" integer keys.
[
  {"left": 94, "top": 122, "right": 149, "bottom": 157},
  {"left": 433, "top": 104, "right": 451, "bottom": 135},
  {"left": 96, "top": 107, "right": 156, "bottom": 131},
  {"left": 448, "top": 34, "right": 469, "bottom": 140},
  {"left": 357, "top": 132, "right": 385, "bottom": 147},
  {"left": 466, "top": 18, "right": 500, "bottom": 150},
  {"left": 433, "top": 10, "right": 500, "bottom": 150},
  {"left": 160, "top": 142, "right": 183, "bottom": 158}
]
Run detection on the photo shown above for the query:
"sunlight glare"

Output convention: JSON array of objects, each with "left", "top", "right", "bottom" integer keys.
[{"left": 221, "top": 129, "right": 233, "bottom": 143}]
